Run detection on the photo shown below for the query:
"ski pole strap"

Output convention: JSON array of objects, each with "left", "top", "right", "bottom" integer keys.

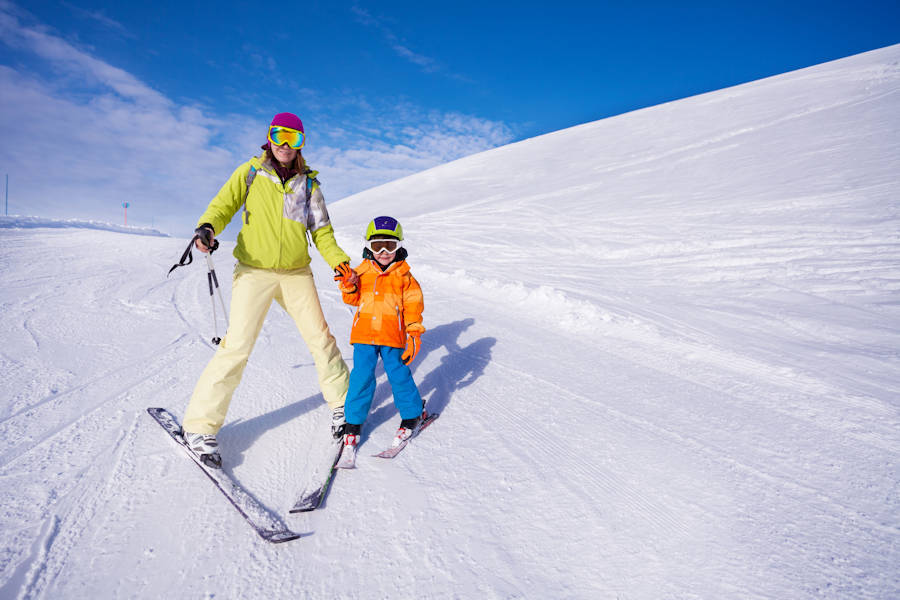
[{"left": 167, "top": 235, "right": 219, "bottom": 277}]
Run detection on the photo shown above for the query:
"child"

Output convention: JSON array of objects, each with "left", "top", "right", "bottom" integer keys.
[{"left": 333, "top": 216, "right": 426, "bottom": 467}]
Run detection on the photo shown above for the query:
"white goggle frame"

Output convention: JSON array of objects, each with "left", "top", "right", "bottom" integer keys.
[{"left": 365, "top": 239, "right": 403, "bottom": 254}]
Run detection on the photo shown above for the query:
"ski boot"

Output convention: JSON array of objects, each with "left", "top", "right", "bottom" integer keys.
[
  {"left": 183, "top": 431, "right": 222, "bottom": 469},
  {"left": 392, "top": 413, "right": 426, "bottom": 448},
  {"left": 336, "top": 424, "right": 361, "bottom": 469},
  {"left": 331, "top": 406, "right": 346, "bottom": 439}
]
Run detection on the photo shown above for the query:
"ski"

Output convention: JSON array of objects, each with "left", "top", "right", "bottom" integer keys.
[
  {"left": 334, "top": 438, "right": 358, "bottom": 470},
  {"left": 146, "top": 408, "right": 302, "bottom": 543},
  {"left": 372, "top": 412, "right": 440, "bottom": 459},
  {"left": 289, "top": 436, "right": 343, "bottom": 513}
]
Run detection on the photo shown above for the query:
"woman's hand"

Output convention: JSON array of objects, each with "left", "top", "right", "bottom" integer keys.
[{"left": 194, "top": 225, "right": 216, "bottom": 253}]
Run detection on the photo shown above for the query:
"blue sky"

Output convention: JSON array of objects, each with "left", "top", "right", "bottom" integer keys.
[{"left": 1, "top": 0, "right": 898, "bottom": 234}]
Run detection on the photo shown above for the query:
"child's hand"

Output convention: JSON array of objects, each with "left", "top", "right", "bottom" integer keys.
[
  {"left": 401, "top": 332, "right": 422, "bottom": 365},
  {"left": 334, "top": 262, "right": 359, "bottom": 290}
]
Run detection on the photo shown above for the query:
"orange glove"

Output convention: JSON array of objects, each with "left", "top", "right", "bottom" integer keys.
[
  {"left": 401, "top": 331, "right": 422, "bottom": 365},
  {"left": 333, "top": 262, "right": 358, "bottom": 292}
]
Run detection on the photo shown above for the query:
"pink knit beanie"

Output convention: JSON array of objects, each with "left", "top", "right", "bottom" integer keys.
[{"left": 270, "top": 112, "right": 304, "bottom": 132}]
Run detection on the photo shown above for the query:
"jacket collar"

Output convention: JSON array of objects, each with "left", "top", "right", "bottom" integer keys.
[
  {"left": 361, "top": 259, "right": 409, "bottom": 275},
  {"left": 253, "top": 152, "right": 320, "bottom": 184},
  {"left": 254, "top": 152, "right": 295, "bottom": 183}
]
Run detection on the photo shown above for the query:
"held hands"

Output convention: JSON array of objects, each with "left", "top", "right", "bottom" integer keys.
[
  {"left": 194, "top": 224, "right": 216, "bottom": 253},
  {"left": 334, "top": 262, "right": 359, "bottom": 293},
  {"left": 401, "top": 331, "right": 422, "bottom": 365}
]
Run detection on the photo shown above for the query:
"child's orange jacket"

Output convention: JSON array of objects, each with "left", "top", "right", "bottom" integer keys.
[{"left": 342, "top": 259, "right": 425, "bottom": 348}]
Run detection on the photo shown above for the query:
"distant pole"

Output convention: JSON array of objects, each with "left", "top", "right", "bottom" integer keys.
[
  {"left": 122, "top": 201, "right": 129, "bottom": 226},
  {"left": 4, "top": 174, "right": 7, "bottom": 216}
]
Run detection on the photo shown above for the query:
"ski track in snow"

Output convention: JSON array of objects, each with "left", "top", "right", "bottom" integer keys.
[
  {"left": 12, "top": 414, "right": 142, "bottom": 600},
  {"left": 2, "top": 46, "right": 900, "bottom": 599}
]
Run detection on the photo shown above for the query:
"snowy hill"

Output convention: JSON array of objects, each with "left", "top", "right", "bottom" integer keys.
[
  {"left": 0, "top": 216, "right": 168, "bottom": 237},
  {"left": 1, "top": 45, "right": 899, "bottom": 599}
]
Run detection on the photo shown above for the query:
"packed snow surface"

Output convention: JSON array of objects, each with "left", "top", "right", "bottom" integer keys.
[{"left": 1, "top": 45, "right": 899, "bottom": 599}]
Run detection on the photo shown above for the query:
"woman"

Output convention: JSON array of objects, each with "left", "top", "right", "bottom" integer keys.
[{"left": 183, "top": 112, "right": 358, "bottom": 468}]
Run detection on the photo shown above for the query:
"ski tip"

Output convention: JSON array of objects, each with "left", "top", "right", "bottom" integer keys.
[
  {"left": 335, "top": 456, "right": 357, "bottom": 469},
  {"left": 372, "top": 448, "right": 402, "bottom": 459},
  {"left": 264, "top": 530, "right": 304, "bottom": 543},
  {"left": 147, "top": 407, "right": 173, "bottom": 420},
  {"left": 289, "top": 504, "right": 316, "bottom": 513},
  {"left": 288, "top": 498, "right": 322, "bottom": 513},
  {"left": 289, "top": 496, "right": 322, "bottom": 513}
]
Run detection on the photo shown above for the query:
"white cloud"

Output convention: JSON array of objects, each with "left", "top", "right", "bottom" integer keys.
[
  {"left": 0, "top": 4, "right": 251, "bottom": 235},
  {"left": 350, "top": 4, "right": 454, "bottom": 78},
  {"left": 390, "top": 43, "right": 439, "bottom": 72},
  {"left": 60, "top": 2, "right": 136, "bottom": 39},
  {"left": 0, "top": 2, "right": 513, "bottom": 235},
  {"left": 0, "top": 9, "right": 166, "bottom": 107},
  {"left": 0, "top": 60, "right": 251, "bottom": 235},
  {"left": 304, "top": 104, "right": 514, "bottom": 201}
]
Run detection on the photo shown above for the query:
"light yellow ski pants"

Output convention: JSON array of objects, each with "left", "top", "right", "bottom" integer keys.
[{"left": 183, "top": 262, "right": 348, "bottom": 434}]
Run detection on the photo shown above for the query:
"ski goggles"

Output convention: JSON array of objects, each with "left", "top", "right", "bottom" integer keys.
[
  {"left": 268, "top": 125, "right": 305, "bottom": 149},
  {"left": 365, "top": 238, "right": 402, "bottom": 254}
]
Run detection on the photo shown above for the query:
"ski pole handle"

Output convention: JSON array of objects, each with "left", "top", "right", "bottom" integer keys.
[{"left": 195, "top": 225, "right": 217, "bottom": 252}]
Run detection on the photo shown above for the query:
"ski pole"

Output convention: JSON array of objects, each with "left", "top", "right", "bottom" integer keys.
[
  {"left": 168, "top": 234, "right": 227, "bottom": 346},
  {"left": 205, "top": 252, "right": 229, "bottom": 345},
  {"left": 168, "top": 232, "right": 219, "bottom": 276}
]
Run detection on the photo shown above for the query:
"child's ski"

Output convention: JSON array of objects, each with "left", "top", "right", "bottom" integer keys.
[
  {"left": 289, "top": 437, "right": 343, "bottom": 512},
  {"left": 335, "top": 437, "right": 359, "bottom": 469},
  {"left": 372, "top": 412, "right": 440, "bottom": 459},
  {"left": 146, "top": 408, "right": 302, "bottom": 543}
]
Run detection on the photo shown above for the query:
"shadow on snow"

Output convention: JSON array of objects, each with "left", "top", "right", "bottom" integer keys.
[{"left": 221, "top": 318, "right": 494, "bottom": 456}]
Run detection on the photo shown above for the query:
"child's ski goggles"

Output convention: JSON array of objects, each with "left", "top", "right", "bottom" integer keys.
[
  {"left": 268, "top": 125, "right": 305, "bottom": 149},
  {"left": 366, "top": 238, "right": 402, "bottom": 254}
]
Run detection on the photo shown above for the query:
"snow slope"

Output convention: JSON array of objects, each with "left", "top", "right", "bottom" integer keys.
[
  {"left": 1, "top": 45, "right": 899, "bottom": 599},
  {"left": 0, "top": 216, "right": 167, "bottom": 238}
]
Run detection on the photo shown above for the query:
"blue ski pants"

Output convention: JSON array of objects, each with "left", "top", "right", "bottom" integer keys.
[{"left": 344, "top": 343, "right": 423, "bottom": 425}]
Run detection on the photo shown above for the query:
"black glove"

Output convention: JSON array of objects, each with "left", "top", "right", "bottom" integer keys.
[{"left": 194, "top": 224, "right": 217, "bottom": 251}]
